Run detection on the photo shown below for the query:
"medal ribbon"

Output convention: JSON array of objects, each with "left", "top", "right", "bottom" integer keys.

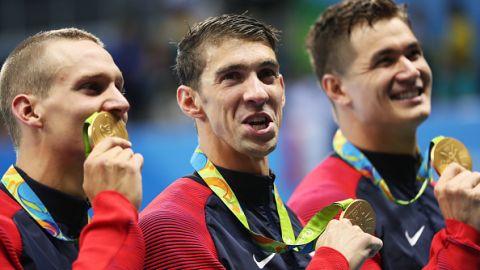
[
  {"left": 1, "top": 165, "right": 75, "bottom": 241},
  {"left": 191, "top": 147, "right": 353, "bottom": 253},
  {"left": 333, "top": 130, "right": 434, "bottom": 205}
]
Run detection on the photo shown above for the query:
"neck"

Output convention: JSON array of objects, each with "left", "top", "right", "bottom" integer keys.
[
  {"left": 15, "top": 142, "right": 85, "bottom": 198},
  {"left": 339, "top": 120, "right": 418, "bottom": 155},
  {"left": 197, "top": 133, "right": 270, "bottom": 176}
]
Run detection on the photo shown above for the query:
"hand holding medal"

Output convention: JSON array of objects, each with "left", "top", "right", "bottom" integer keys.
[
  {"left": 315, "top": 200, "right": 381, "bottom": 269},
  {"left": 82, "top": 111, "right": 143, "bottom": 209},
  {"left": 339, "top": 199, "right": 376, "bottom": 235},
  {"left": 431, "top": 136, "right": 480, "bottom": 231}
]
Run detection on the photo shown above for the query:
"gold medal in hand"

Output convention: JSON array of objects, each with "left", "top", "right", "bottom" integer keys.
[
  {"left": 83, "top": 111, "right": 129, "bottom": 155},
  {"left": 340, "top": 199, "right": 376, "bottom": 235},
  {"left": 431, "top": 137, "right": 472, "bottom": 175}
]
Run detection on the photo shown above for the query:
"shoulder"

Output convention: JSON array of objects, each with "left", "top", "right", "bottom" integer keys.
[
  {"left": 139, "top": 177, "right": 222, "bottom": 269},
  {"left": 140, "top": 177, "right": 213, "bottom": 239},
  {"left": 304, "top": 155, "right": 360, "bottom": 184},
  {"left": 141, "top": 177, "right": 212, "bottom": 220},
  {"left": 0, "top": 188, "right": 21, "bottom": 218}
]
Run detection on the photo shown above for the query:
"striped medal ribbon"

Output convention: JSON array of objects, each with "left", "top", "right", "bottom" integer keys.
[
  {"left": 1, "top": 165, "right": 75, "bottom": 241},
  {"left": 333, "top": 130, "right": 434, "bottom": 205},
  {"left": 191, "top": 147, "right": 354, "bottom": 253}
]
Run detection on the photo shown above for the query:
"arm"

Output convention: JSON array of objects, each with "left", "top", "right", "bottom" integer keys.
[
  {"left": 307, "top": 247, "right": 349, "bottom": 270},
  {"left": 423, "top": 220, "right": 480, "bottom": 270},
  {"left": 74, "top": 137, "right": 145, "bottom": 269},
  {"left": 72, "top": 191, "right": 145, "bottom": 269},
  {"left": 313, "top": 219, "right": 383, "bottom": 270},
  {"left": 423, "top": 163, "right": 480, "bottom": 269}
]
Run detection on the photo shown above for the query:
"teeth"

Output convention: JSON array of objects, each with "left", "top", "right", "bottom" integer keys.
[
  {"left": 251, "top": 123, "right": 268, "bottom": 130},
  {"left": 247, "top": 115, "right": 269, "bottom": 130},
  {"left": 392, "top": 89, "right": 421, "bottom": 100},
  {"left": 249, "top": 116, "right": 267, "bottom": 124}
]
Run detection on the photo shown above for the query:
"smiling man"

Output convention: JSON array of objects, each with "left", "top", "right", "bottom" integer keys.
[
  {"left": 288, "top": 0, "right": 480, "bottom": 269},
  {"left": 140, "top": 13, "right": 383, "bottom": 270},
  {"left": 0, "top": 28, "right": 144, "bottom": 269}
]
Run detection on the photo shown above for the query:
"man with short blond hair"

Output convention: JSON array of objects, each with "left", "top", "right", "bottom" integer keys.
[{"left": 0, "top": 28, "right": 144, "bottom": 269}]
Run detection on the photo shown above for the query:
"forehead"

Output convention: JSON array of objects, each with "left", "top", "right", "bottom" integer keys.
[
  {"left": 200, "top": 38, "right": 277, "bottom": 75},
  {"left": 349, "top": 18, "right": 417, "bottom": 59},
  {"left": 46, "top": 39, "right": 122, "bottom": 82}
]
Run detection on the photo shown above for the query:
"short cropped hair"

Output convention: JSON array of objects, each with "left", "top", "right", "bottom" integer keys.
[
  {"left": 307, "top": 0, "right": 410, "bottom": 80},
  {"left": 0, "top": 28, "right": 103, "bottom": 147},
  {"left": 175, "top": 13, "right": 280, "bottom": 90}
]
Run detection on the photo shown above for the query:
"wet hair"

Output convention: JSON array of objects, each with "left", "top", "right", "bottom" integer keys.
[
  {"left": 307, "top": 0, "right": 410, "bottom": 79},
  {"left": 0, "top": 28, "right": 103, "bottom": 147},
  {"left": 175, "top": 13, "right": 280, "bottom": 90}
]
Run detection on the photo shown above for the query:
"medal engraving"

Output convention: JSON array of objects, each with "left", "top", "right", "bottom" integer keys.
[
  {"left": 88, "top": 112, "right": 129, "bottom": 147},
  {"left": 340, "top": 199, "right": 376, "bottom": 235},
  {"left": 432, "top": 137, "right": 472, "bottom": 175}
]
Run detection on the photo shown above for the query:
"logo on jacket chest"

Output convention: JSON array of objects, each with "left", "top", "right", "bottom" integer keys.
[{"left": 405, "top": 225, "right": 425, "bottom": 246}]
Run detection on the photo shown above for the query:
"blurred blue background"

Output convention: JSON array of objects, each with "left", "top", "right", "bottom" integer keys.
[{"left": 0, "top": 0, "right": 479, "bottom": 209}]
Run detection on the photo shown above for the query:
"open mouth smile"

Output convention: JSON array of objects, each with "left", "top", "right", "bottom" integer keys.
[{"left": 390, "top": 87, "right": 424, "bottom": 101}]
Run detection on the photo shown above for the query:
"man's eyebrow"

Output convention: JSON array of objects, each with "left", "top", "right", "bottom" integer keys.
[
  {"left": 215, "top": 59, "right": 280, "bottom": 77},
  {"left": 371, "top": 48, "right": 397, "bottom": 63},
  {"left": 215, "top": 64, "right": 248, "bottom": 78},
  {"left": 370, "top": 42, "right": 421, "bottom": 64},
  {"left": 259, "top": 59, "right": 279, "bottom": 69},
  {"left": 405, "top": 42, "right": 422, "bottom": 52},
  {"left": 74, "top": 72, "right": 124, "bottom": 87},
  {"left": 78, "top": 71, "right": 123, "bottom": 81}
]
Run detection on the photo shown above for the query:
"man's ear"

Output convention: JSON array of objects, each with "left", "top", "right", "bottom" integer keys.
[
  {"left": 321, "top": 73, "right": 351, "bottom": 106},
  {"left": 177, "top": 85, "right": 205, "bottom": 120},
  {"left": 11, "top": 94, "right": 43, "bottom": 128}
]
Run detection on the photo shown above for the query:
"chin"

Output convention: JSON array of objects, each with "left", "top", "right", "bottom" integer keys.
[
  {"left": 244, "top": 142, "right": 277, "bottom": 159},
  {"left": 414, "top": 107, "right": 431, "bottom": 122}
]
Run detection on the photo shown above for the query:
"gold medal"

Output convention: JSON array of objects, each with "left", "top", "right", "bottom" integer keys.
[
  {"left": 88, "top": 111, "right": 128, "bottom": 147},
  {"left": 83, "top": 111, "right": 129, "bottom": 156},
  {"left": 431, "top": 137, "right": 472, "bottom": 175},
  {"left": 340, "top": 199, "right": 376, "bottom": 235}
]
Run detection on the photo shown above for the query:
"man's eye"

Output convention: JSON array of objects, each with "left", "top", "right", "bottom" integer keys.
[
  {"left": 81, "top": 82, "right": 103, "bottom": 92},
  {"left": 258, "top": 69, "right": 277, "bottom": 84},
  {"left": 375, "top": 57, "right": 395, "bottom": 68},
  {"left": 406, "top": 49, "right": 422, "bottom": 61},
  {"left": 222, "top": 72, "right": 242, "bottom": 82}
]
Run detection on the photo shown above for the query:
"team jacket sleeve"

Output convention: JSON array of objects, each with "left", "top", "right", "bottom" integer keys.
[
  {"left": 72, "top": 191, "right": 145, "bottom": 270},
  {"left": 423, "top": 219, "right": 480, "bottom": 270},
  {"left": 0, "top": 216, "right": 23, "bottom": 270},
  {"left": 307, "top": 247, "right": 350, "bottom": 270},
  {"left": 140, "top": 207, "right": 225, "bottom": 270}
]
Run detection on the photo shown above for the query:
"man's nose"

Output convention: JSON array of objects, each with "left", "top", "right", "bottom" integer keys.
[
  {"left": 396, "top": 56, "right": 421, "bottom": 83},
  {"left": 101, "top": 86, "right": 130, "bottom": 122},
  {"left": 244, "top": 75, "right": 269, "bottom": 107}
]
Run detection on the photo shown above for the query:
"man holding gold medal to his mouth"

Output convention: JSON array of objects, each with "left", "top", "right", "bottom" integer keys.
[
  {"left": 289, "top": 0, "right": 480, "bottom": 269},
  {"left": 0, "top": 28, "right": 144, "bottom": 269}
]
